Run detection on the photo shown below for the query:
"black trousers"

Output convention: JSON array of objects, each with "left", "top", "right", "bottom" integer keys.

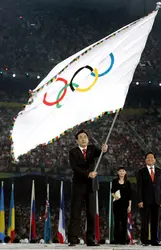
[
  {"left": 113, "top": 204, "right": 128, "bottom": 244},
  {"left": 140, "top": 204, "right": 159, "bottom": 244},
  {"left": 68, "top": 184, "right": 96, "bottom": 244}
]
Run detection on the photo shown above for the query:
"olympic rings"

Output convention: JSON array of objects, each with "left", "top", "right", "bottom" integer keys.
[
  {"left": 91, "top": 53, "right": 114, "bottom": 77},
  {"left": 56, "top": 83, "right": 79, "bottom": 108},
  {"left": 43, "top": 52, "right": 115, "bottom": 108},
  {"left": 43, "top": 77, "right": 67, "bottom": 106},
  {"left": 69, "top": 66, "right": 98, "bottom": 92}
]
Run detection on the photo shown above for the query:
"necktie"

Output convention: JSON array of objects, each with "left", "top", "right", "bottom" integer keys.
[
  {"left": 82, "top": 149, "right": 86, "bottom": 160},
  {"left": 150, "top": 167, "right": 155, "bottom": 182}
]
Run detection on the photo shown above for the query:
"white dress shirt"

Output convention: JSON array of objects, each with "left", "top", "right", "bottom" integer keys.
[
  {"left": 79, "top": 146, "right": 87, "bottom": 154},
  {"left": 147, "top": 165, "right": 155, "bottom": 175}
]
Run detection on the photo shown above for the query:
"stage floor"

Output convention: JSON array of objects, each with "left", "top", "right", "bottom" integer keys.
[{"left": 0, "top": 244, "right": 160, "bottom": 250}]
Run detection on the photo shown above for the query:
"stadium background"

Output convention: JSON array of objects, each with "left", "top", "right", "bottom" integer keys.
[{"left": 0, "top": 0, "right": 161, "bottom": 242}]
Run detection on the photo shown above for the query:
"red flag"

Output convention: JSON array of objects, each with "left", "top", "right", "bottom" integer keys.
[
  {"left": 57, "top": 181, "right": 66, "bottom": 243},
  {"left": 127, "top": 212, "right": 134, "bottom": 245}
]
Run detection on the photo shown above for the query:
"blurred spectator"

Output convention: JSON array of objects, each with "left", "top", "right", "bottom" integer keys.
[
  {"left": 4, "top": 236, "right": 11, "bottom": 243},
  {"left": 0, "top": 0, "right": 160, "bottom": 82}
]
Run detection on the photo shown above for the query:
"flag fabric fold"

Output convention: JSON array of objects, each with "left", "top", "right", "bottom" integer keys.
[
  {"left": 57, "top": 181, "right": 65, "bottom": 243},
  {"left": 29, "top": 180, "right": 36, "bottom": 241},
  {"left": 44, "top": 184, "right": 52, "bottom": 243},
  {"left": 11, "top": 8, "right": 159, "bottom": 160},
  {"left": 95, "top": 190, "right": 100, "bottom": 243},
  {"left": 127, "top": 212, "right": 134, "bottom": 245},
  {"left": 0, "top": 181, "right": 5, "bottom": 242},
  {"left": 7, "top": 184, "right": 15, "bottom": 242}
]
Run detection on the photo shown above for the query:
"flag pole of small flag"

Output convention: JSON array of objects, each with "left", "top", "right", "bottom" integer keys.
[
  {"left": 57, "top": 181, "right": 66, "bottom": 243},
  {"left": 0, "top": 181, "right": 5, "bottom": 242},
  {"left": 127, "top": 212, "right": 134, "bottom": 245},
  {"left": 7, "top": 183, "right": 15, "bottom": 242},
  {"left": 109, "top": 181, "right": 114, "bottom": 243},
  {"left": 44, "top": 183, "right": 52, "bottom": 243},
  {"left": 95, "top": 190, "right": 100, "bottom": 243},
  {"left": 29, "top": 180, "right": 36, "bottom": 242},
  {"left": 84, "top": 220, "right": 87, "bottom": 244}
]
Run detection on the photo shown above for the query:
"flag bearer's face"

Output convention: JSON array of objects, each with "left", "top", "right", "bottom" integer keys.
[
  {"left": 145, "top": 153, "right": 156, "bottom": 166},
  {"left": 77, "top": 133, "right": 89, "bottom": 148}
]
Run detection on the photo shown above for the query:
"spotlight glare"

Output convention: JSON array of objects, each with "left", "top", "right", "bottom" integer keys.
[
  {"left": 13, "top": 74, "right": 16, "bottom": 77},
  {"left": 37, "top": 75, "right": 40, "bottom": 79},
  {"left": 136, "top": 82, "right": 139, "bottom": 85}
]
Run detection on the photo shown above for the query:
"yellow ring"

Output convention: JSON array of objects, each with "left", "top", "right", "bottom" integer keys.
[{"left": 76, "top": 68, "right": 98, "bottom": 92}]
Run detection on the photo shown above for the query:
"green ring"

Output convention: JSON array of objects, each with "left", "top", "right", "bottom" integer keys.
[{"left": 56, "top": 83, "right": 79, "bottom": 108}]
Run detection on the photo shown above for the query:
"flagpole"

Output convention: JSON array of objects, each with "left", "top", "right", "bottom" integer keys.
[
  {"left": 108, "top": 182, "right": 112, "bottom": 243},
  {"left": 47, "top": 183, "right": 49, "bottom": 200},
  {"left": 94, "top": 111, "right": 119, "bottom": 172},
  {"left": 29, "top": 180, "right": 34, "bottom": 242},
  {"left": 47, "top": 183, "right": 51, "bottom": 243}
]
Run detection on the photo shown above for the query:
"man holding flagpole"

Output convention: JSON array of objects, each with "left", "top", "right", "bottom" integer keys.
[{"left": 68, "top": 130, "right": 107, "bottom": 246}]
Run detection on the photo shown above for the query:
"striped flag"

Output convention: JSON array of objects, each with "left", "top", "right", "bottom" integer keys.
[
  {"left": 7, "top": 183, "right": 15, "bottom": 242},
  {"left": 29, "top": 180, "right": 36, "bottom": 241},
  {"left": 95, "top": 190, "right": 100, "bottom": 243},
  {"left": 0, "top": 181, "right": 5, "bottom": 242},
  {"left": 44, "top": 184, "right": 52, "bottom": 243},
  {"left": 127, "top": 212, "right": 134, "bottom": 244},
  {"left": 57, "top": 181, "right": 65, "bottom": 243}
]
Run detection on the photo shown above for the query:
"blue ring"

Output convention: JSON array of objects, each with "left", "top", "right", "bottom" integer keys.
[{"left": 91, "top": 53, "right": 114, "bottom": 77}]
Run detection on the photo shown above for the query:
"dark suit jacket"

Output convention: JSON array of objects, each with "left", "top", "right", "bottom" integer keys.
[
  {"left": 69, "top": 144, "right": 103, "bottom": 192},
  {"left": 137, "top": 166, "right": 161, "bottom": 205}
]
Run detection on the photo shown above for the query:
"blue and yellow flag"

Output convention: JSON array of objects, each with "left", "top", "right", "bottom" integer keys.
[
  {"left": 0, "top": 181, "right": 5, "bottom": 242},
  {"left": 8, "top": 183, "right": 15, "bottom": 242}
]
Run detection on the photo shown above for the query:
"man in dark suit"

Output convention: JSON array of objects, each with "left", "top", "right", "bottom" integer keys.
[
  {"left": 68, "top": 130, "right": 107, "bottom": 246},
  {"left": 137, "top": 152, "right": 161, "bottom": 246}
]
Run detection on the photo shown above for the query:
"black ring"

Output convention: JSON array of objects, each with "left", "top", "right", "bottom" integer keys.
[{"left": 69, "top": 65, "right": 93, "bottom": 91}]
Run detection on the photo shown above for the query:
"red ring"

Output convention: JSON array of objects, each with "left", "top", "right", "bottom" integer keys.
[{"left": 43, "top": 77, "right": 68, "bottom": 106}]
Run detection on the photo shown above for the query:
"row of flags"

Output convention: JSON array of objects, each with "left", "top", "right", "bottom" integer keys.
[
  {"left": 0, "top": 180, "right": 133, "bottom": 244},
  {"left": 0, "top": 180, "right": 65, "bottom": 244}
]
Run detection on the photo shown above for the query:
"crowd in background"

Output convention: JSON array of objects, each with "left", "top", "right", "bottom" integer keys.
[
  {"left": 0, "top": 105, "right": 161, "bottom": 175},
  {"left": 0, "top": 0, "right": 161, "bottom": 83}
]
